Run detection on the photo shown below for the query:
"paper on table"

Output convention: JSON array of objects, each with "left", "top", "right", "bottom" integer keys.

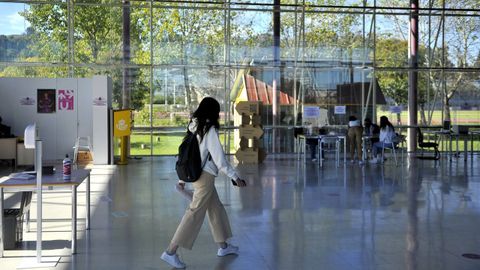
[{"left": 9, "top": 173, "right": 35, "bottom": 180}]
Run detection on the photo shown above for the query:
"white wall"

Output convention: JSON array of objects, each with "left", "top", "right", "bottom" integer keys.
[
  {"left": 0, "top": 77, "right": 110, "bottom": 163},
  {"left": 92, "top": 75, "right": 112, "bottom": 165}
]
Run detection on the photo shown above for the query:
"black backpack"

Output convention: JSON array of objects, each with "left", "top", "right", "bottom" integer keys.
[{"left": 175, "top": 131, "right": 208, "bottom": 182}]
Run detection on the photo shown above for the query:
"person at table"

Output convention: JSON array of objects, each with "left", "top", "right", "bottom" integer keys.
[
  {"left": 0, "top": 116, "right": 12, "bottom": 138},
  {"left": 347, "top": 115, "right": 363, "bottom": 164},
  {"left": 364, "top": 118, "right": 380, "bottom": 139},
  {"left": 370, "top": 116, "right": 396, "bottom": 164},
  {"left": 362, "top": 117, "right": 380, "bottom": 160}
]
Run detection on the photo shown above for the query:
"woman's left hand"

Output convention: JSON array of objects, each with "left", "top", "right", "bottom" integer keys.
[{"left": 231, "top": 178, "right": 247, "bottom": 187}]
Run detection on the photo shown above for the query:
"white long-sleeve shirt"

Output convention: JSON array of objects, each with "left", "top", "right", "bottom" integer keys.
[
  {"left": 188, "top": 119, "right": 239, "bottom": 180},
  {"left": 379, "top": 126, "right": 396, "bottom": 144}
]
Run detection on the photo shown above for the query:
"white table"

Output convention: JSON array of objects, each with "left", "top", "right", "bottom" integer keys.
[
  {"left": 297, "top": 134, "right": 346, "bottom": 166},
  {"left": 470, "top": 130, "right": 480, "bottom": 157},
  {"left": 424, "top": 130, "right": 453, "bottom": 160},
  {"left": 0, "top": 169, "right": 90, "bottom": 257},
  {"left": 318, "top": 135, "right": 346, "bottom": 167},
  {"left": 424, "top": 130, "right": 476, "bottom": 161}
]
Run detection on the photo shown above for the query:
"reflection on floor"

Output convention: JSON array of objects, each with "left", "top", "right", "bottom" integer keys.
[{"left": 1, "top": 154, "right": 480, "bottom": 270}]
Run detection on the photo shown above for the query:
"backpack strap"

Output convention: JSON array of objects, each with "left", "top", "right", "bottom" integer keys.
[
  {"left": 201, "top": 152, "right": 210, "bottom": 169},
  {"left": 194, "top": 129, "right": 210, "bottom": 170}
]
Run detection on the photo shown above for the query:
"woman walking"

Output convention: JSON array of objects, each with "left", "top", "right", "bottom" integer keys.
[{"left": 161, "top": 97, "right": 247, "bottom": 269}]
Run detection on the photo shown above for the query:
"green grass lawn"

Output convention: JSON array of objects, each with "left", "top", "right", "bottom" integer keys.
[
  {"left": 377, "top": 109, "right": 480, "bottom": 125},
  {"left": 121, "top": 109, "right": 480, "bottom": 156},
  {"left": 120, "top": 132, "right": 236, "bottom": 156}
]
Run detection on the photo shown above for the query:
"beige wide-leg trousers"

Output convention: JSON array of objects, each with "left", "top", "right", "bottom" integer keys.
[
  {"left": 171, "top": 171, "right": 232, "bottom": 250},
  {"left": 348, "top": 126, "right": 363, "bottom": 161}
]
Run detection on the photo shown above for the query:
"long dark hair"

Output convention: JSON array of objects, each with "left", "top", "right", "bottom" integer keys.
[
  {"left": 379, "top": 116, "right": 394, "bottom": 130},
  {"left": 191, "top": 97, "right": 220, "bottom": 139}
]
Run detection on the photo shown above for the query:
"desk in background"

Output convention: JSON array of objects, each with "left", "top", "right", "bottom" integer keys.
[
  {"left": 424, "top": 129, "right": 477, "bottom": 161},
  {"left": 0, "top": 169, "right": 91, "bottom": 257},
  {"left": 297, "top": 134, "right": 346, "bottom": 165},
  {"left": 470, "top": 130, "right": 480, "bottom": 157},
  {"left": 319, "top": 135, "right": 346, "bottom": 167}
]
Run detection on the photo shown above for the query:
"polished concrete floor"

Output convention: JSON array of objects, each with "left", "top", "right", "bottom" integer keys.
[{"left": 1, "top": 154, "right": 480, "bottom": 270}]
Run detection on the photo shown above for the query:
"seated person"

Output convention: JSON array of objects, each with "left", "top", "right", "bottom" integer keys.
[
  {"left": 364, "top": 117, "right": 380, "bottom": 142},
  {"left": 370, "top": 116, "right": 396, "bottom": 164},
  {"left": 363, "top": 118, "right": 380, "bottom": 159},
  {"left": 0, "top": 116, "right": 12, "bottom": 138},
  {"left": 306, "top": 127, "right": 327, "bottom": 161}
]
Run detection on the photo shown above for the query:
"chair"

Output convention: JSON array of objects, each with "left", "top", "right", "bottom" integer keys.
[
  {"left": 3, "top": 191, "right": 32, "bottom": 249},
  {"left": 319, "top": 135, "right": 340, "bottom": 167},
  {"left": 294, "top": 127, "right": 304, "bottom": 156},
  {"left": 417, "top": 127, "right": 440, "bottom": 160},
  {"left": 73, "top": 136, "right": 93, "bottom": 164},
  {"left": 381, "top": 134, "right": 406, "bottom": 166}
]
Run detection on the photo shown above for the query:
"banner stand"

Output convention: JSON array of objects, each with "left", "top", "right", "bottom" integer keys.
[{"left": 18, "top": 126, "right": 60, "bottom": 269}]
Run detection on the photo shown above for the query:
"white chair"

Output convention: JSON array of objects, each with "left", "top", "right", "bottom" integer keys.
[
  {"left": 73, "top": 136, "right": 93, "bottom": 164},
  {"left": 319, "top": 135, "right": 340, "bottom": 167},
  {"left": 381, "top": 135, "right": 406, "bottom": 166}
]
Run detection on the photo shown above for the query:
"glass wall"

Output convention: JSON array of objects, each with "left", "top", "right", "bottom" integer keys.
[{"left": 1, "top": 0, "right": 479, "bottom": 155}]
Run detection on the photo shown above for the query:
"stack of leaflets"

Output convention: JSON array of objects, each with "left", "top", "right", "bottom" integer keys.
[{"left": 9, "top": 172, "right": 35, "bottom": 180}]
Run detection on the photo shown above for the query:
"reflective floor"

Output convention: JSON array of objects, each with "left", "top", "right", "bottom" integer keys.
[{"left": 1, "top": 154, "right": 480, "bottom": 270}]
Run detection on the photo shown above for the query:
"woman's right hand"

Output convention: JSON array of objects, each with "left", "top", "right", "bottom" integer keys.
[{"left": 177, "top": 181, "right": 185, "bottom": 190}]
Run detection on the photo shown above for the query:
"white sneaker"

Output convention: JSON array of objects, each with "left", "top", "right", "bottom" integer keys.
[
  {"left": 369, "top": 158, "right": 379, "bottom": 164},
  {"left": 217, "top": 244, "right": 239, "bottom": 257},
  {"left": 161, "top": 251, "right": 186, "bottom": 269},
  {"left": 358, "top": 160, "right": 365, "bottom": 165},
  {"left": 350, "top": 159, "right": 355, "bottom": 164}
]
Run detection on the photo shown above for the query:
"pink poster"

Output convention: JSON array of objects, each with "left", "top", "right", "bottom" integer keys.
[{"left": 58, "top": 89, "right": 74, "bottom": 111}]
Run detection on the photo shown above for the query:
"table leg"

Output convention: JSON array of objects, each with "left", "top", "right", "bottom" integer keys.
[
  {"left": 319, "top": 142, "right": 324, "bottom": 167},
  {"left": 0, "top": 187, "right": 4, "bottom": 257},
  {"left": 336, "top": 139, "right": 340, "bottom": 167},
  {"left": 72, "top": 185, "right": 77, "bottom": 254},
  {"left": 362, "top": 138, "right": 366, "bottom": 161},
  {"left": 297, "top": 138, "right": 300, "bottom": 160},
  {"left": 303, "top": 138, "right": 306, "bottom": 163},
  {"left": 449, "top": 135, "right": 453, "bottom": 162},
  {"left": 86, "top": 174, "right": 90, "bottom": 230},
  {"left": 343, "top": 137, "right": 346, "bottom": 165},
  {"left": 456, "top": 135, "right": 459, "bottom": 157},
  {"left": 471, "top": 134, "right": 474, "bottom": 158}
]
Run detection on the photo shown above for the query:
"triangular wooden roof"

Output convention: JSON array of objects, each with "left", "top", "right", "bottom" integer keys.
[{"left": 243, "top": 74, "right": 294, "bottom": 105}]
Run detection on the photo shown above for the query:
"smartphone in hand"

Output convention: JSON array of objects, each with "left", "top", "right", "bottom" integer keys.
[{"left": 231, "top": 179, "right": 247, "bottom": 187}]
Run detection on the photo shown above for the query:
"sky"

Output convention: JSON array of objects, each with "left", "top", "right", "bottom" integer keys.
[{"left": 0, "top": 3, "right": 30, "bottom": 35}]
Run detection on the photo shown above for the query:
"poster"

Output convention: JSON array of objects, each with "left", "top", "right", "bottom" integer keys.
[
  {"left": 113, "top": 109, "right": 132, "bottom": 137},
  {"left": 303, "top": 106, "right": 320, "bottom": 118},
  {"left": 389, "top": 105, "right": 403, "bottom": 114},
  {"left": 37, "top": 89, "right": 56, "bottom": 113},
  {"left": 58, "top": 89, "right": 74, "bottom": 111},
  {"left": 334, "top": 106, "right": 346, "bottom": 114}
]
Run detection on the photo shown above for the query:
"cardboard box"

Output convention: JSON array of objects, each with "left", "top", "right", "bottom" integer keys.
[{"left": 77, "top": 150, "right": 93, "bottom": 164}]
